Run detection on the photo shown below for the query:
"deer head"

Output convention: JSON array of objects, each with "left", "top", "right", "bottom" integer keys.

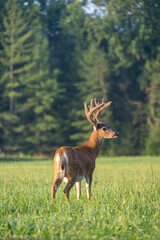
[{"left": 84, "top": 98, "right": 119, "bottom": 139}]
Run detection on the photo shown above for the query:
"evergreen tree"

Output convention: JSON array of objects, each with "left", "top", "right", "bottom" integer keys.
[
  {"left": 0, "top": 0, "right": 35, "bottom": 152},
  {"left": 0, "top": 0, "right": 59, "bottom": 154},
  {"left": 99, "top": 0, "right": 152, "bottom": 155},
  {"left": 72, "top": 42, "right": 110, "bottom": 145},
  {"left": 0, "top": 0, "right": 6, "bottom": 152},
  {"left": 47, "top": 0, "right": 86, "bottom": 147},
  {"left": 143, "top": 50, "right": 160, "bottom": 155}
]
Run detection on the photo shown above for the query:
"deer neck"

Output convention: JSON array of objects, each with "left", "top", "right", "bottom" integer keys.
[{"left": 86, "top": 130, "right": 103, "bottom": 157}]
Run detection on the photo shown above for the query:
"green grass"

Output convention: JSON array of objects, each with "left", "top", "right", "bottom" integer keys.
[{"left": 0, "top": 156, "right": 160, "bottom": 239}]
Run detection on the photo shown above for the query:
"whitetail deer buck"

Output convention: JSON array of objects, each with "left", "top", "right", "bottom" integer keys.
[{"left": 52, "top": 98, "right": 119, "bottom": 202}]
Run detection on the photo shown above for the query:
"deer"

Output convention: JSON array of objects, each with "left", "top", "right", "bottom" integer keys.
[{"left": 52, "top": 98, "right": 119, "bottom": 202}]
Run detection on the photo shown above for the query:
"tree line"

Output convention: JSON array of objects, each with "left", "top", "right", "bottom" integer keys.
[{"left": 0, "top": 0, "right": 160, "bottom": 156}]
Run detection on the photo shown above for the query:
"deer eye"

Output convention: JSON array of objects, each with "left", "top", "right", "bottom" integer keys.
[{"left": 102, "top": 127, "right": 107, "bottom": 131}]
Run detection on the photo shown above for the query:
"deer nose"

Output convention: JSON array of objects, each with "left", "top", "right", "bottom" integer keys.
[{"left": 116, "top": 132, "right": 119, "bottom": 136}]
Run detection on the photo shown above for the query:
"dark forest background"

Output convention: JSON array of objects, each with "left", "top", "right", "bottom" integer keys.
[{"left": 0, "top": 0, "right": 160, "bottom": 156}]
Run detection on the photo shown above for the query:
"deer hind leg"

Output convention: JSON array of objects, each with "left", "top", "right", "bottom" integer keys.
[
  {"left": 86, "top": 175, "right": 92, "bottom": 200},
  {"left": 52, "top": 152, "right": 66, "bottom": 200},
  {"left": 76, "top": 181, "right": 81, "bottom": 200},
  {"left": 63, "top": 178, "right": 76, "bottom": 203},
  {"left": 52, "top": 176, "right": 63, "bottom": 199}
]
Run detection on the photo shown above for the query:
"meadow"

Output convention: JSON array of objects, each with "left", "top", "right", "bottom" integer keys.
[{"left": 0, "top": 156, "right": 159, "bottom": 239}]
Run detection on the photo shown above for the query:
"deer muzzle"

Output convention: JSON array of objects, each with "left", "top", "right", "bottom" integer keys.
[{"left": 113, "top": 131, "right": 119, "bottom": 138}]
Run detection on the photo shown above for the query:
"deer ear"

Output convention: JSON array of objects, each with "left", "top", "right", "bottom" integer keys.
[
  {"left": 93, "top": 119, "right": 101, "bottom": 130},
  {"left": 93, "top": 119, "right": 98, "bottom": 130}
]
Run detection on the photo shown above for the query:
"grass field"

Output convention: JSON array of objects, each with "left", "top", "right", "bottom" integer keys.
[{"left": 0, "top": 156, "right": 160, "bottom": 239}]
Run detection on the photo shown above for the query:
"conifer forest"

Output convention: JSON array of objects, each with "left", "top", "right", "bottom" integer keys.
[{"left": 0, "top": 0, "right": 160, "bottom": 156}]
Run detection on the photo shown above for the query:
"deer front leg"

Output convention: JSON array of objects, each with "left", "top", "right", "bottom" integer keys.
[
  {"left": 63, "top": 178, "right": 76, "bottom": 203},
  {"left": 86, "top": 175, "right": 92, "bottom": 200},
  {"left": 76, "top": 181, "right": 81, "bottom": 200}
]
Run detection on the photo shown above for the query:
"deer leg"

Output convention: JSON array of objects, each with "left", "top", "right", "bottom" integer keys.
[
  {"left": 76, "top": 181, "right": 81, "bottom": 200},
  {"left": 52, "top": 177, "right": 63, "bottom": 199},
  {"left": 63, "top": 179, "right": 76, "bottom": 203},
  {"left": 86, "top": 175, "right": 92, "bottom": 200}
]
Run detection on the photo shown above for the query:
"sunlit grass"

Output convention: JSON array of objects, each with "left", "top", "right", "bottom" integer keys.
[{"left": 0, "top": 156, "right": 160, "bottom": 239}]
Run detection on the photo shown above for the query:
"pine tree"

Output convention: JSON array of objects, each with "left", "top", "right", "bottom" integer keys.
[
  {"left": 0, "top": 0, "right": 6, "bottom": 152},
  {"left": 71, "top": 42, "right": 110, "bottom": 145},
  {"left": 144, "top": 50, "right": 160, "bottom": 155},
  {"left": 46, "top": 0, "right": 86, "bottom": 147},
  {"left": 0, "top": 0, "right": 34, "bottom": 152},
  {"left": 0, "top": 0, "right": 59, "bottom": 154}
]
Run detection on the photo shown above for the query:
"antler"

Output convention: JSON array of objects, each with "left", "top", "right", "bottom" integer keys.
[
  {"left": 84, "top": 98, "right": 112, "bottom": 124},
  {"left": 84, "top": 99, "right": 104, "bottom": 124},
  {"left": 93, "top": 98, "right": 112, "bottom": 123}
]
